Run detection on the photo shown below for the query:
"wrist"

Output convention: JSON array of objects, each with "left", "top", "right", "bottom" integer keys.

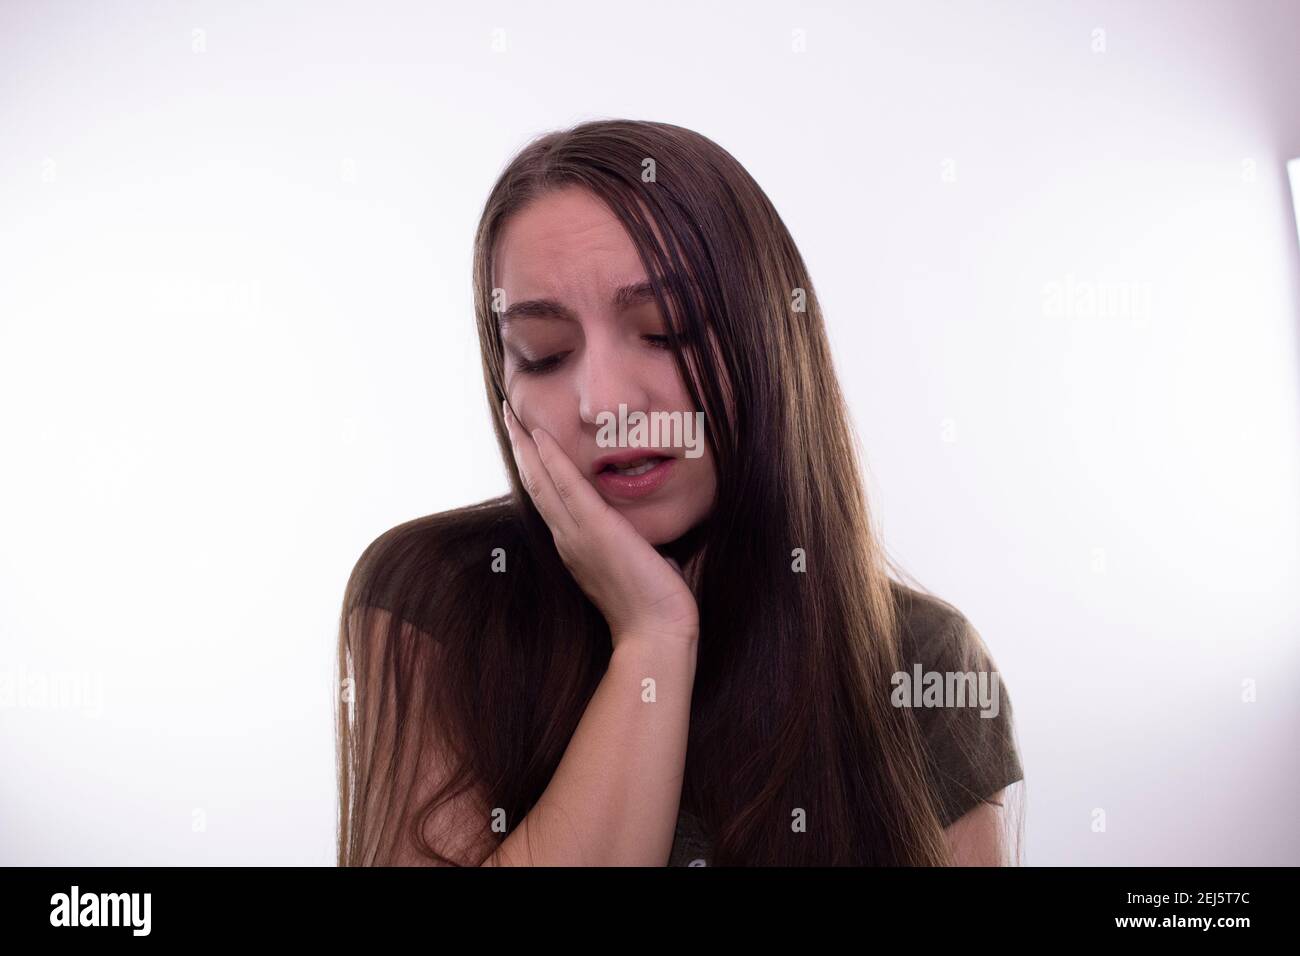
[{"left": 612, "top": 630, "right": 699, "bottom": 660}]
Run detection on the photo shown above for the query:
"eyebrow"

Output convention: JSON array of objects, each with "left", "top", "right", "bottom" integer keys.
[{"left": 497, "top": 279, "right": 662, "bottom": 328}]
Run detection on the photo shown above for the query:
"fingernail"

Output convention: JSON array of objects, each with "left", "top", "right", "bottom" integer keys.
[{"left": 530, "top": 428, "right": 541, "bottom": 443}]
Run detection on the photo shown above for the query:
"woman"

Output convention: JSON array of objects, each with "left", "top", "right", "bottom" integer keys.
[{"left": 336, "top": 119, "right": 1025, "bottom": 866}]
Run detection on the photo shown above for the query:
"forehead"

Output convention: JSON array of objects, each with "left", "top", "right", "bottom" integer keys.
[{"left": 494, "top": 187, "right": 645, "bottom": 295}]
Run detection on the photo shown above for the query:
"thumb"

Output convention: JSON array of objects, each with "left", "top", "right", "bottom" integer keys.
[{"left": 664, "top": 556, "right": 684, "bottom": 577}]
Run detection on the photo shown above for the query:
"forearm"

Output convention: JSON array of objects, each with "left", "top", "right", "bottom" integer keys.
[{"left": 483, "top": 637, "right": 697, "bottom": 866}]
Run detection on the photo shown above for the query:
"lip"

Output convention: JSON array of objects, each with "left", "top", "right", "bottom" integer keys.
[
  {"left": 592, "top": 452, "right": 676, "bottom": 500},
  {"left": 590, "top": 449, "right": 676, "bottom": 475}
]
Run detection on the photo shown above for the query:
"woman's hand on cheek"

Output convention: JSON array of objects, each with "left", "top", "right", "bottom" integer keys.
[{"left": 502, "top": 399, "right": 699, "bottom": 651}]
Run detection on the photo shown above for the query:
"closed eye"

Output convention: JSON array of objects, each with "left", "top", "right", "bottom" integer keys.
[
  {"left": 644, "top": 332, "right": 692, "bottom": 349},
  {"left": 514, "top": 352, "right": 569, "bottom": 375},
  {"left": 512, "top": 333, "right": 690, "bottom": 375}
]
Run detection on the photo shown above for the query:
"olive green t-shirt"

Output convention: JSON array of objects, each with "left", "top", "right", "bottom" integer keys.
[
  {"left": 666, "top": 584, "right": 1024, "bottom": 866},
  {"left": 348, "top": 507, "right": 1024, "bottom": 866}
]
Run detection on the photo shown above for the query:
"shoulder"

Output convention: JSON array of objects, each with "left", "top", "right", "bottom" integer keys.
[
  {"left": 343, "top": 495, "right": 522, "bottom": 631},
  {"left": 890, "top": 581, "right": 993, "bottom": 674},
  {"left": 888, "top": 580, "right": 1024, "bottom": 829}
]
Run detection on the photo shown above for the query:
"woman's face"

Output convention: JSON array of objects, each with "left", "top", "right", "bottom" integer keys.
[{"left": 495, "top": 186, "right": 717, "bottom": 546}]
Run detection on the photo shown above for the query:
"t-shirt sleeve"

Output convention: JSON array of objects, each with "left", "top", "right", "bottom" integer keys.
[{"left": 901, "top": 611, "right": 1025, "bottom": 829}]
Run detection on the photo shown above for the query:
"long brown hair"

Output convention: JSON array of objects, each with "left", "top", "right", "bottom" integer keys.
[{"left": 336, "top": 119, "right": 1019, "bottom": 865}]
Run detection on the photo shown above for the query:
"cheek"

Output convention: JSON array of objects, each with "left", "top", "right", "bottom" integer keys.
[
  {"left": 702, "top": 455, "right": 719, "bottom": 498},
  {"left": 682, "top": 450, "right": 718, "bottom": 508},
  {"left": 506, "top": 381, "right": 582, "bottom": 454},
  {"left": 655, "top": 363, "right": 693, "bottom": 407}
]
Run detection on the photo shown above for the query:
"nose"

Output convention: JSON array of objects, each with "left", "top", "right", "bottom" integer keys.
[{"left": 577, "top": 337, "right": 652, "bottom": 428}]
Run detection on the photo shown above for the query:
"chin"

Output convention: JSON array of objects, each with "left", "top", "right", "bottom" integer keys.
[{"left": 618, "top": 505, "right": 697, "bottom": 547}]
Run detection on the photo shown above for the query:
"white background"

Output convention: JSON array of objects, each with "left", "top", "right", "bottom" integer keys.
[{"left": 1, "top": 0, "right": 1297, "bottom": 865}]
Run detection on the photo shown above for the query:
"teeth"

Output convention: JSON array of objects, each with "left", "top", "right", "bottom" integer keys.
[{"left": 609, "top": 458, "right": 660, "bottom": 476}]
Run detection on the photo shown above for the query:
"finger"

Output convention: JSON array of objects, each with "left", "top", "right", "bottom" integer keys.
[
  {"left": 503, "top": 400, "right": 575, "bottom": 535},
  {"left": 504, "top": 401, "right": 566, "bottom": 530},
  {"left": 530, "top": 426, "right": 608, "bottom": 529}
]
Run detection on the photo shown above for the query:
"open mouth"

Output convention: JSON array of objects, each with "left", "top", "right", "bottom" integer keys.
[
  {"left": 593, "top": 454, "right": 676, "bottom": 499},
  {"left": 600, "top": 455, "right": 671, "bottom": 477}
]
